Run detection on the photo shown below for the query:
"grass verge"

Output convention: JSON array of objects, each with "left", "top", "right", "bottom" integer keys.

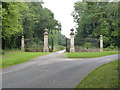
[
  {"left": 66, "top": 51, "right": 118, "bottom": 58},
  {"left": 1, "top": 50, "right": 51, "bottom": 69},
  {"left": 76, "top": 60, "right": 118, "bottom": 88}
]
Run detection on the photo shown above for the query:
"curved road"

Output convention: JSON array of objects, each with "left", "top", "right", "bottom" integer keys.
[{"left": 2, "top": 50, "right": 119, "bottom": 88}]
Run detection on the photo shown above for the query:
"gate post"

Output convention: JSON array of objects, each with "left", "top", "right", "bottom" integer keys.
[
  {"left": 43, "top": 28, "right": 49, "bottom": 52},
  {"left": 66, "top": 38, "right": 67, "bottom": 52},
  {"left": 100, "top": 35, "right": 103, "bottom": 52},
  {"left": 21, "top": 36, "right": 24, "bottom": 51},
  {"left": 70, "top": 28, "right": 75, "bottom": 52}
]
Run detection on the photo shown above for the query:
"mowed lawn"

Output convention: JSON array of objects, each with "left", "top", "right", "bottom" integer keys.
[
  {"left": 1, "top": 51, "right": 51, "bottom": 69},
  {"left": 66, "top": 51, "right": 118, "bottom": 58},
  {"left": 76, "top": 60, "right": 118, "bottom": 88}
]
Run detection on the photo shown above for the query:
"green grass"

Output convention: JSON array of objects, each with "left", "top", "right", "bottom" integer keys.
[
  {"left": 66, "top": 51, "right": 118, "bottom": 58},
  {"left": 1, "top": 50, "right": 51, "bottom": 69},
  {"left": 76, "top": 60, "right": 118, "bottom": 88}
]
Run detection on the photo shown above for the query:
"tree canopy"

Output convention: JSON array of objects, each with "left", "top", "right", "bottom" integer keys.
[
  {"left": 72, "top": 1, "right": 119, "bottom": 48},
  {"left": 2, "top": 2, "right": 65, "bottom": 49}
]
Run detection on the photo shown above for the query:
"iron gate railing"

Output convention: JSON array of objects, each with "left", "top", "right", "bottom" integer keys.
[{"left": 74, "top": 38, "right": 99, "bottom": 52}]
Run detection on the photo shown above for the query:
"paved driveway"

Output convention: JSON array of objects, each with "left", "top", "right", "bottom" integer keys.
[{"left": 1, "top": 50, "right": 119, "bottom": 88}]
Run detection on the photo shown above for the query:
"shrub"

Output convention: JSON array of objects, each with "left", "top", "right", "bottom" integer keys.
[
  {"left": 109, "top": 45, "right": 114, "bottom": 49},
  {"left": 2, "top": 51, "right": 5, "bottom": 55},
  {"left": 104, "top": 48, "right": 112, "bottom": 51},
  {"left": 85, "top": 42, "right": 91, "bottom": 49},
  {"left": 104, "top": 45, "right": 118, "bottom": 51}
]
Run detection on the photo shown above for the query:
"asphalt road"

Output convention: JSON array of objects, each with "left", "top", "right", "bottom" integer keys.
[{"left": 1, "top": 50, "right": 119, "bottom": 88}]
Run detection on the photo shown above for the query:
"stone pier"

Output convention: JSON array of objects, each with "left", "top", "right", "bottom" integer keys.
[
  {"left": 43, "top": 28, "right": 49, "bottom": 52},
  {"left": 70, "top": 28, "right": 75, "bottom": 52},
  {"left": 21, "top": 36, "right": 24, "bottom": 51},
  {"left": 100, "top": 35, "right": 103, "bottom": 52}
]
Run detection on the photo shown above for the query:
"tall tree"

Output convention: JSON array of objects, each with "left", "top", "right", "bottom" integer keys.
[
  {"left": 2, "top": 2, "right": 62, "bottom": 49},
  {"left": 72, "top": 1, "right": 118, "bottom": 48}
]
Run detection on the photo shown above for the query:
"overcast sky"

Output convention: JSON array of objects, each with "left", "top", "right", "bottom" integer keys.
[{"left": 43, "top": 0, "right": 80, "bottom": 38}]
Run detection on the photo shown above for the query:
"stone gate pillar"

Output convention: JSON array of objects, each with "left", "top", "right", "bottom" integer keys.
[
  {"left": 21, "top": 36, "right": 24, "bottom": 51},
  {"left": 100, "top": 35, "right": 103, "bottom": 52},
  {"left": 43, "top": 28, "right": 49, "bottom": 52},
  {"left": 70, "top": 28, "right": 75, "bottom": 52}
]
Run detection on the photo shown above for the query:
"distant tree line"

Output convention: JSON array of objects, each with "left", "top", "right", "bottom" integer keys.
[
  {"left": 48, "top": 29, "right": 67, "bottom": 47},
  {"left": 72, "top": 1, "right": 119, "bottom": 48}
]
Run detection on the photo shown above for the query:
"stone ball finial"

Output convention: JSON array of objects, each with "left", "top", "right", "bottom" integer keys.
[
  {"left": 44, "top": 28, "right": 48, "bottom": 35},
  {"left": 100, "top": 35, "right": 103, "bottom": 37},
  {"left": 44, "top": 28, "right": 48, "bottom": 32},
  {"left": 71, "top": 28, "right": 74, "bottom": 32},
  {"left": 70, "top": 28, "right": 74, "bottom": 35}
]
